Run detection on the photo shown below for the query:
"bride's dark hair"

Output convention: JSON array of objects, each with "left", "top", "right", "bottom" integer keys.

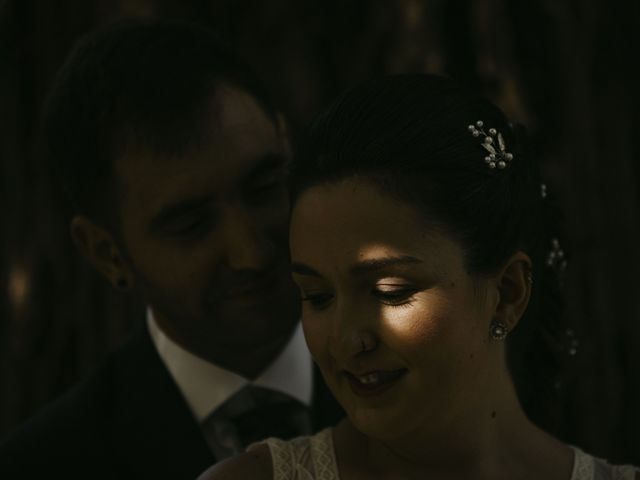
[{"left": 291, "top": 74, "right": 569, "bottom": 431}]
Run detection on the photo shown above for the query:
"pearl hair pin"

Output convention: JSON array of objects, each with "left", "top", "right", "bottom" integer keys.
[
  {"left": 467, "top": 120, "right": 514, "bottom": 169},
  {"left": 546, "top": 238, "right": 567, "bottom": 272},
  {"left": 541, "top": 183, "right": 548, "bottom": 199}
]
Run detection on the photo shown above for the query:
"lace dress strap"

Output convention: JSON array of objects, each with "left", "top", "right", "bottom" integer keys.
[
  {"left": 571, "top": 447, "right": 640, "bottom": 480},
  {"left": 256, "top": 428, "right": 340, "bottom": 480}
]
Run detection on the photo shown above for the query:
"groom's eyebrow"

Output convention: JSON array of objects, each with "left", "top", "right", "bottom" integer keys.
[{"left": 243, "top": 152, "right": 288, "bottom": 183}]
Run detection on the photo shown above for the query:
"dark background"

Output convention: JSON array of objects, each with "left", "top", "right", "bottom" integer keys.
[{"left": 1, "top": 0, "right": 639, "bottom": 464}]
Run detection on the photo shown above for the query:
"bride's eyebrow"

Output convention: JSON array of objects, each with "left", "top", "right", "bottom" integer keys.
[
  {"left": 291, "top": 255, "right": 423, "bottom": 278},
  {"left": 350, "top": 255, "right": 423, "bottom": 275},
  {"left": 291, "top": 262, "right": 321, "bottom": 277}
]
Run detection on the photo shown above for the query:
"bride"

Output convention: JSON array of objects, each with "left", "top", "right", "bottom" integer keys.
[{"left": 202, "top": 75, "right": 639, "bottom": 479}]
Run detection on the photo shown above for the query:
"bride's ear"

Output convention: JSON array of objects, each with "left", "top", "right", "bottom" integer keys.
[{"left": 492, "top": 251, "right": 532, "bottom": 332}]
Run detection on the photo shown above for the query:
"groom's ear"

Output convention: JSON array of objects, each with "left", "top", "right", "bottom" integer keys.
[
  {"left": 492, "top": 251, "right": 532, "bottom": 332},
  {"left": 70, "top": 215, "right": 134, "bottom": 291}
]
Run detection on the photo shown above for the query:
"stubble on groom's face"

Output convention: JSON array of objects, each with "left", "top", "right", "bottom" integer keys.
[{"left": 112, "top": 85, "right": 300, "bottom": 368}]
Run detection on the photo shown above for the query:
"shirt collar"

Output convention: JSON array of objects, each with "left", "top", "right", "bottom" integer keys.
[{"left": 146, "top": 309, "right": 312, "bottom": 423}]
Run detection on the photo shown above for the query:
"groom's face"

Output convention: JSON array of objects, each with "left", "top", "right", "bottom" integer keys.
[{"left": 113, "top": 85, "right": 300, "bottom": 372}]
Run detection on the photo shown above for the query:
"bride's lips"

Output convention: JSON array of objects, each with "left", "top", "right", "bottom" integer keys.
[{"left": 344, "top": 369, "right": 408, "bottom": 397}]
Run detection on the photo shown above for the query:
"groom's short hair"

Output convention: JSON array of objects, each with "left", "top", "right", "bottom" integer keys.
[{"left": 43, "top": 20, "right": 275, "bottom": 227}]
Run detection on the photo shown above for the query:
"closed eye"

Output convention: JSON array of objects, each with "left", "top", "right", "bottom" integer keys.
[
  {"left": 301, "top": 292, "right": 334, "bottom": 311},
  {"left": 372, "top": 285, "right": 418, "bottom": 306},
  {"left": 166, "top": 214, "right": 212, "bottom": 240},
  {"left": 245, "top": 175, "right": 286, "bottom": 205}
]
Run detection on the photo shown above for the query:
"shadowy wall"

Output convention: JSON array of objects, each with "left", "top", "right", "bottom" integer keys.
[{"left": 1, "top": 0, "right": 638, "bottom": 463}]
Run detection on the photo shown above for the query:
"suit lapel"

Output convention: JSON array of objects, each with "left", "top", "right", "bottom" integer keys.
[
  {"left": 108, "top": 324, "right": 215, "bottom": 479},
  {"left": 106, "top": 324, "right": 342, "bottom": 478}
]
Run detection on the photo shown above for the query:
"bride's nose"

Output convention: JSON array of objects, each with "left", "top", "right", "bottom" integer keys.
[
  {"left": 330, "top": 328, "right": 379, "bottom": 364},
  {"left": 329, "top": 302, "right": 379, "bottom": 360}
]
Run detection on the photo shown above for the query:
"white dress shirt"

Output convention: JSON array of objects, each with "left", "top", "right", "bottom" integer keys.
[{"left": 146, "top": 310, "right": 313, "bottom": 427}]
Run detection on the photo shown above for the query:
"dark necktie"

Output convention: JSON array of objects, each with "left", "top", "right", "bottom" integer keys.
[{"left": 202, "top": 385, "right": 311, "bottom": 460}]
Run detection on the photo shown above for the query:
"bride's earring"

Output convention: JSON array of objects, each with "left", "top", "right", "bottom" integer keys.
[{"left": 489, "top": 319, "right": 508, "bottom": 341}]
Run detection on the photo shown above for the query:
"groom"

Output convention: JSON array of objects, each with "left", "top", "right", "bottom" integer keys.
[{"left": 0, "top": 21, "right": 342, "bottom": 479}]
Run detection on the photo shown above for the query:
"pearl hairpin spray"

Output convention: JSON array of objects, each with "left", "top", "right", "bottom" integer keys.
[{"left": 467, "top": 120, "right": 514, "bottom": 169}]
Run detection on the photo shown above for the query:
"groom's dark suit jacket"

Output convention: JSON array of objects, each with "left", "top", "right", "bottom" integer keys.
[{"left": 0, "top": 322, "right": 344, "bottom": 479}]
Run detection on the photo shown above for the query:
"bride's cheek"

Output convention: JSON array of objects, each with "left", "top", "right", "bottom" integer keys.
[
  {"left": 383, "top": 302, "right": 442, "bottom": 343},
  {"left": 302, "top": 317, "right": 330, "bottom": 363}
]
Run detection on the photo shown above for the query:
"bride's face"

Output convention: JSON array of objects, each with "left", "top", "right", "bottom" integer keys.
[{"left": 290, "top": 178, "right": 499, "bottom": 440}]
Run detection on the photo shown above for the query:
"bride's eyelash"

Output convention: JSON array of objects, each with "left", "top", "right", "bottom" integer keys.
[
  {"left": 372, "top": 285, "right": 418, "bottom": 307},
  {"left": 384, "top": 298, "right": 416, "bottom": 309},
  {"left": 301, "top": 292, "right": 333, "bottom": 310},
  {"left": 299, "top": 285, "right": 418, "bottom": 310}
]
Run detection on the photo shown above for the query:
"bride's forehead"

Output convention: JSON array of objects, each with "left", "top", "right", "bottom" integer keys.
[
  {"left": 290, "top": 180, "right": 441, "bottom": 240},
  {"left": 290, "top": 185, "right": 466, "bottom": 277},
  {"left": 293, "top": 180, "right": 409, "bottom": 217}
]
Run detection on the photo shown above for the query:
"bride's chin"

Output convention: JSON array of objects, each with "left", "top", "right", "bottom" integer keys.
[{"left": 348, "top": 410, "right": 409, "bottom": 441}]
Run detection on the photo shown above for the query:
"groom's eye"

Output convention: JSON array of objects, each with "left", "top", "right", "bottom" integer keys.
[
  {"left": 165, "top": 212, "right": 212, "bottom": 237},
  {"left": 245, "top": 175, "right": 285, "bottom": 204}
]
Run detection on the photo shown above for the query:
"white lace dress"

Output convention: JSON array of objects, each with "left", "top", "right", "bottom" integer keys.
[{"left": 252, "top": 428, "right": 639, "bottom": 480}]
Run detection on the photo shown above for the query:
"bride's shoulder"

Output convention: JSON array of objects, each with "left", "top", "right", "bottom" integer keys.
[
  {"left": 572, "top": 446, "right": 640, "bottom": 480},
  {"left": 197, "top": 443, "right": 272, "bottom": 480}
]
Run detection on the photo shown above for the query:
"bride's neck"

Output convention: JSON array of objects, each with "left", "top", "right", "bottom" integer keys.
[{"left": 343, "top": 367, "right": 570, "bottom": 479}]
